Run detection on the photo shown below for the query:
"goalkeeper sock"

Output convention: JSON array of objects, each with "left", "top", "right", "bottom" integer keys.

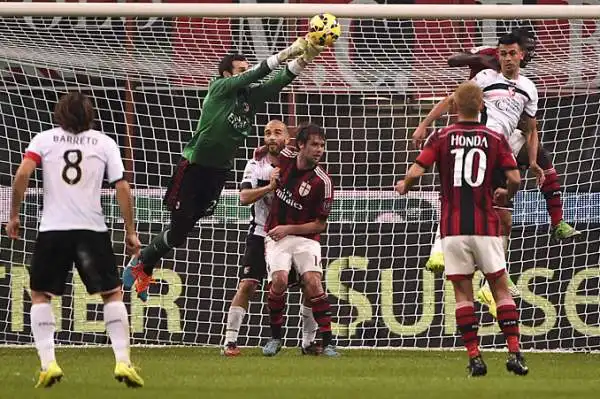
[
  {"left": 225, "top": 306, "right": 246, "bottom": 344},
  {"left": 496, "top": 299, "right": 520, "bottom": 353},
  {"left": 301, "top": 305, "right": 318, "bottom": 347},
  {"left": 310, "top": 293, "right": 333, "bottom": 347},
  {"left": 140, "top": 229, "right": 173, "bottom": 275},
  {"left": 104, "top": 301, "right": 131, "bottom": 364},
  {"left": 456, "top": 302, "right": 480, "bottom": 358},
  {"left": 267, "top": 287, "right": 286, "bottom": 340},
  {"left": 31, "top": 303, "right": 56, "bottom": 370}
]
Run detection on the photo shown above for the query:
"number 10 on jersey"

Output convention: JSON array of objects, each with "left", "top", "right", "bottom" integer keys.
[{"left": 451, "top": 148, "right": 486, "bottom": 188}]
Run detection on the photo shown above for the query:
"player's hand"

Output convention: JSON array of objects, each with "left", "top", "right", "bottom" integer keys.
[
  {"left": 412, "top": 126, "right": 428, "bottom": 149},
  {"left": 268, "top": 225, "right": 291, "bottom": 241},
  {"left": 277, "top": 37, "right": 308, "bottom": 63},
  {"left": 5, "top": 216, "right": 21, "bottom": 240},
  {"left": 529, "top": 162, "right": 545, "bottom": 186},
  {"left": 269, "top": 167, "right": 280, "bottom": 190},
  {"left": 493, "top": 188, "right": 510, "bottom": 207},
  {"left": 125, "top": 232, "right": 142, "bottom": 256},
  {"left": 301, "top": 38, "right": 325, "bottom": 63},
  {"left": 395, "top": 180, "right": 408, "bottom": 195}
]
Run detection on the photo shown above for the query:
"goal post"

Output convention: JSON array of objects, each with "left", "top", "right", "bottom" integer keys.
[{"left": 0, "top": 2, "right": 599, "bottom": 351}]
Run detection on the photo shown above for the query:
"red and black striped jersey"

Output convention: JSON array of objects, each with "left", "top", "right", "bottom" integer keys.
[
  {"left": 265, "top": 147, "right": 333, "bottom": 242},
  {"left": 416, "top": 121, "right": 518, "bottom": 238}
]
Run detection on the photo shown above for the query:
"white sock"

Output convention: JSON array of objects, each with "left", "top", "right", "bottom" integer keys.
[
  {"left": 225, "top": 306, "right": 246, "bottom": 345},
  {"left": 301, "top": 305, "right": 318, "bottom": 348},
  {"left": 104, "top": 301, "right": 131, "bottom": 364},
  {"left": 431, "top": 225, "right": 442, "bottom": 254},
  {"left": 30, "top": 303, "right": 56, "bottom": 370}
]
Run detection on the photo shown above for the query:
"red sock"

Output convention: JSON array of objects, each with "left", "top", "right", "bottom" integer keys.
[
  {"left": 497, "top": 300, "right": 520, "bottom": 353},
  {"left": 310, "top": 293, "right": 332, "bottom": 346},
  {"left": 267, "top": 287, "right": 286, "bottom": 339},
  {"left": 456, "top": 303, "right": 480, "bottom": 358}
]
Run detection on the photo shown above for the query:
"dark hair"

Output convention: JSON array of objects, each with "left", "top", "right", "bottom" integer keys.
[
  {"left": 511, "top": 27, "right": 535, "bottom": 41},
  {"left": 54, "top": 92, "right": 95, "bottom": 134},
  {"left": 511, "top": 27, "right": 536, "bottom": 66},
  {"left": 218, "top": 54, "right": 247, "bottom": 77},
  {"left": 295, "top": 122, "right": 326, "bottom": 146},
  {"left": 498, "top": 32, "right": 521, "bottom": 47}
]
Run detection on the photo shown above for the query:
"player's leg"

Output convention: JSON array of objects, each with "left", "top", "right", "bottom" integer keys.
[
  {"left": 294, "top": 238, "right": 338, "bottom": 357},
  {"left": 262, "top": 236, "right": 293, "bottom": 356},
  {"left": 517, "top": 145, "right": 580, "bottom": 240},
  {"left": 29, "top": 232, "right": 70, "bottom": 388},
  {"left": 425, "top": 222, "right": 445, "bottom": 273},
  {"left": 443, "top": 236, "right": 486, "bottom": 377},
  {"left": 223, "top": 234, "right": 265, "bottom": 356},
  {"left": 299, "top": 288, "right": 321, "bottom": 355},
  {"left": 74, "top": 231, "right": 144, "bottom": 387},
  {"left": 473, "top": 236, "right": 528, "bottom": 376}
]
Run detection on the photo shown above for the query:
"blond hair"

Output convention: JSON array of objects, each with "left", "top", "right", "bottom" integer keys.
[{"left": 453, "top": 81, "right": 483, "bottom": 119}]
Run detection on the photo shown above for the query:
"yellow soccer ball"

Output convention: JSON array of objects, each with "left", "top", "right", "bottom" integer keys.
[{"left": 307, "top": 13, "right": 341, "bottom": 47}]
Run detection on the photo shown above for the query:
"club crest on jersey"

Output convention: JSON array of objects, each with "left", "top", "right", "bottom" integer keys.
[
  {"left": 508, "top": 86, "right": 516, "bottom": 97},
  {"left": 242, "top": 102, "right": 250, "bottom": 113},
  {"left": 299, "top": 181, "right": 311, "bottom": 197}
]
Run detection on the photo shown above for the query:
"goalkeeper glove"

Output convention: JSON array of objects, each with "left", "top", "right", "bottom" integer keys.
[
  {"left": 301, "top": 40, "right": 325, "bottom": 63},
  {"left": 277, "top": 37, "right": 308, "bottom": 63}
]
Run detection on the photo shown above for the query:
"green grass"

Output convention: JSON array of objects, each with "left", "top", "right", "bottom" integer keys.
[{"left": 1, "top": 347, "right": 599, "bottom": 399}]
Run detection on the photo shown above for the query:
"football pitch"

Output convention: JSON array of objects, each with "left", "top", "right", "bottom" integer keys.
[{"left": 1, "top": 348, "right": 598, "bottom": 399}]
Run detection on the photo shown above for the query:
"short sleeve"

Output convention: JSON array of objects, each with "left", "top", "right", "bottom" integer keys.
[
  {"left": 497, "top": 135, "right": 518, "bottom": 170},
  {"left": 105, "top": 137, "right": 125, "bottom": 184},
  {"left": 24, "top": 133, "right": 46, "bottom": 166},
  {"left": 316, "top": 176, "right": 334, "bottom": 220},
  {"left": 415, "top": 130, "right": 440, "bottom": 169},
  {"left": 471, "top": 69, "right": 494, "bottom": 89},
  {"left": 240, "top": 158, "right": 258, "bottom": 190},
  {"left": 523, "top": 84, "right": 538, "bottom": 119}
]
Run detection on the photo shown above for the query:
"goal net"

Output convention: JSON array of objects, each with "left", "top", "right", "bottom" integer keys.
[{"left": 0, "top": 3, "right": 599, "bottom": 351}]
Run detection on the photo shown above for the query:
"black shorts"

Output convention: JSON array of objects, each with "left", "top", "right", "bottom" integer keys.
[
  {"left": 30, "top": 230, "right": 120, "bottom": 296},
  {"left": 240, "top": 234, "right": 267, "bottom": 282},
  {"left": 164, "top": 158, "right": 228, "bottom": 220}
]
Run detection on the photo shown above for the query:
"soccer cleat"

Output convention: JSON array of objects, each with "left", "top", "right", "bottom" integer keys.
[
  {"left": 262, "top": 339, "right": 282, "bottom": 357},
  {"left": 322, "top": 344, "right": 341, "bottom": 357},
  {"left": 301, "top": 341, "right": 323, "bottom": 356},
  {"left": 551, "top": 220, "right": 581, "bottom": 241},
  {"left": 425, "top": 252, "right": 445, "bottom": 273},
  {"left": 476, "top": 284, "right": 497, "bottom": 319},
  {"left": 35, "top": 361, "right": 63, "bottom": 388},
  {"left": 467, "top": 355, "right": 488, "bottom": 377},
  {"left": 506, "top": 352, "right": 529, "bottom": 376},
  {"left": 221, "top": 342, "right": 241, "bottom": 357},
  {"left": 123, "top": 256, "right": 153, "bottom": 302},
  {"left": 114, "top": 362, "right": 144, "bottom": 388}
]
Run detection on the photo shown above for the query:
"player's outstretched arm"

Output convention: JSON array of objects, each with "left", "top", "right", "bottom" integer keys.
[
  {"left": 396, "top": 163, "right": 426, "bottom": 195},
  {"left": 213, "top": 38, "right": 308, "bottom": 96},
  {"left": 5, "top": 158, "right": 36, "bottom": 239},
  {"left": 115, "top": 180, "right": 141, "bottom": 255},
  {"left": 447, "top": 52, "right": 499, "bottom": 70},
  {"left": 412, "top": 95, "right": 453, "bottom": 148}
]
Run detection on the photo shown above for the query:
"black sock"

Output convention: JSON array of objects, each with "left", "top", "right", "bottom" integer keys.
[{"left": 140, "top": 229, "right": 172, "bottom": 275}]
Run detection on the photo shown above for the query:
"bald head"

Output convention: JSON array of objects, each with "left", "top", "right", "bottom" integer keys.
[{"left": 264, "top": 119, "right": 289, "bottom": 156}]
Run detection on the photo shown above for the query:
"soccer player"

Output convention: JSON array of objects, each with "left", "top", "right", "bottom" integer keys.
[
  {"left": 261, "top": 122, "right": 338, "bottom": 357},
  {"left": 418, "top": 28, "right": 579, "bottom": 274},
  {"left": 5, "top": 92, "right": 144, "bottom": 388},
  {"left": 222, "top": 120, "right": 320, "bottom": 357},
  {"left": 122, "top": 38, "right": 325, "bottom": 301},
  {"left": 396, "top": 81, "right": 528, "bottom": 377}
]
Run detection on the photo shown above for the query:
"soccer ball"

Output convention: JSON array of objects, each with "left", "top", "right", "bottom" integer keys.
[{"left": 307, "top": 13, "right": 341, "bottom": 47}]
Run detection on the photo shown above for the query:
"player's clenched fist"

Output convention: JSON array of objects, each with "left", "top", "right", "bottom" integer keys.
[
  {"left": 395, "top": 180, "right": 408, "bottom": 195},
  {"left": 5, "top": 217, "right": 20, "bottom": 240},
  {"left": 269, "top": 167, "right": 280, "bottom": 190}
]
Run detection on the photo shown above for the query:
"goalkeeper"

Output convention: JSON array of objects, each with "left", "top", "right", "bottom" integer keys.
[{"left": 123, "top": 38, "right": 325, "bottom": 301}]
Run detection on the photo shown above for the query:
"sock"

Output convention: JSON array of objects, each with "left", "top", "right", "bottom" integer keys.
[
  {"left": 301, "top": 305, "right": 318, "bottom": 348},
  {"left": 496, "top": 299, "right": 520, "bottom": 353},
  {"left": 267, "top": 287, "right": 286, "bottom": 340},
  {"left": 431, "top": 225, "right": 442, "bottom": 255},
  {"left": 537, "top": 149, "right": 563, "bottom": 226},
  {"left": 30, "top": 303, "right": 56, "bottom": 370},
  {"left": 140, "top": 229, "right": 173, "bottom": 275},
  {"left": 104, "top": 301, "right": 131, "bottom": 364},
  {"left": 310, "top": 293, "right": 332, "bottom": 347},
  {"left": 455, "top": 302, "right": 480, "bottom": 358},
  {"left": 225, "top": 306, "right": 246, "bottom": 345}
]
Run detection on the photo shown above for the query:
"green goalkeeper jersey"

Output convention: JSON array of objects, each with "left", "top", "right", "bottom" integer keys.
[{"left": 183, "top": 60, "right": 297, "bottom": 169}]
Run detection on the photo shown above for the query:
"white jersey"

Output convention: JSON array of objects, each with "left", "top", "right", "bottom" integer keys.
[
  {"left": 471, "top": 69, "right": 538, "bottom": 139},
  {"left": 24, "top": 127, "right": 125, "bottom": 232},
  {"left": 240, "top": 155, "right": 274, "bottom": 237}
]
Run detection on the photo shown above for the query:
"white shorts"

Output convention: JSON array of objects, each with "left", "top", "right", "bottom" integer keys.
[
  {"left": 442, "top": 235, "right": 506, "bottom": 281},
  {"left": 265, "top": 235, "right": 322, "bottom": 278},
  {"left": 508, "top": 129, "right": 526, "bottom": 157}
]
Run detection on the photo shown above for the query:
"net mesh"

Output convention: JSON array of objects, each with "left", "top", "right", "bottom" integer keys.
[{"left": 0, "top": 12, "right": 599, "bottom": 350}]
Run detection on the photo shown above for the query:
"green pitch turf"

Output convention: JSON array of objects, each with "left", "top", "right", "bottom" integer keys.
[{"left": 1, "top": 347, "right": 598, "bottom": 399}]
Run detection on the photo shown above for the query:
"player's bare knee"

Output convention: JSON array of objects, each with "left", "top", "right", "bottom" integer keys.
[
  {"left": 270, "top": 271, "right": 288, "bottom": 293},
  {"left": 238, "top": 280, "right": 258, "bottom": 298},
  {"left": 451, "top": 279, "right": 474, "bottom": 303},
  {"left": 30, "top": 290, "right": 52, "bottom": 304},
  {"left": 301, "top": 272, "right": 323, "bottom": 297}
]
